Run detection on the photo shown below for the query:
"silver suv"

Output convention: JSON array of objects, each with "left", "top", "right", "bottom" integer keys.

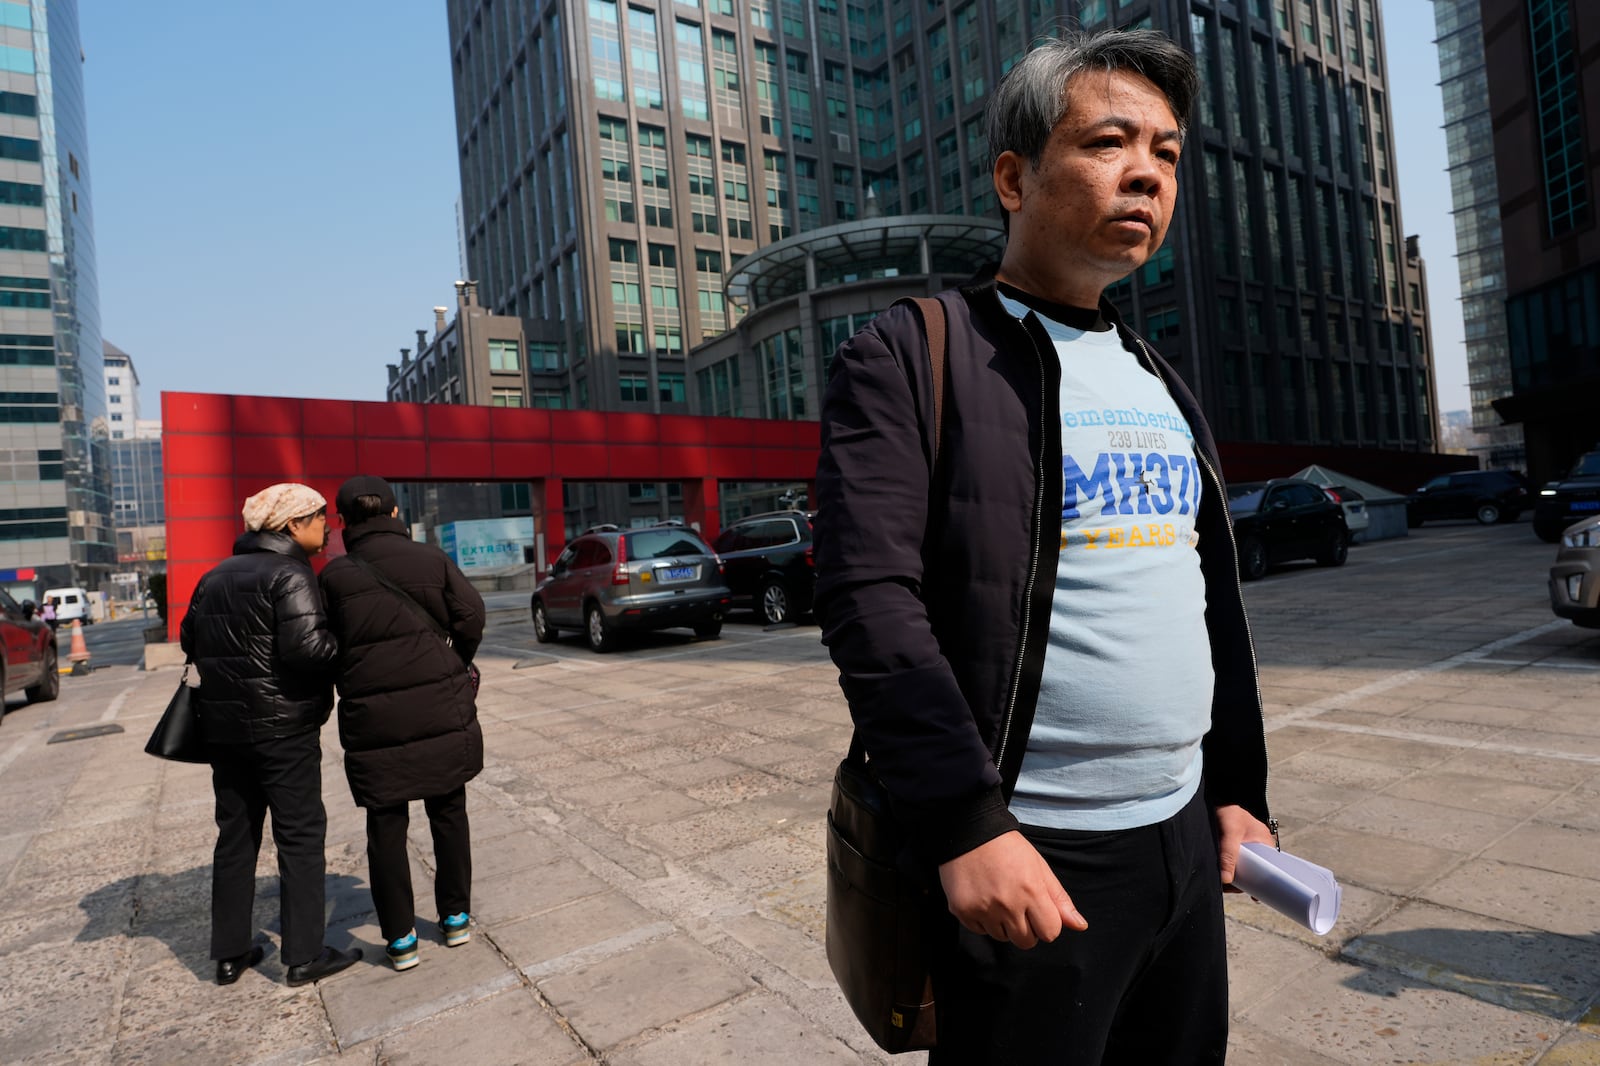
[{"left": 531, "top": 524, "right": 732, "bottom": 652}]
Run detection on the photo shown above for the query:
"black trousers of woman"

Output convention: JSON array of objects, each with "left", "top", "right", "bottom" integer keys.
[
  {"left": 928, "top": 788, "right": 1228, "bottom": 1066},
  {"left": 365, "top": 786, "right": 472, "bottom": 943},
  {"left": 209, "top": 730, "right": 328, "bottom": 967}
]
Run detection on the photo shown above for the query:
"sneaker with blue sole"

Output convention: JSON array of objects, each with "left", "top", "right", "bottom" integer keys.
[
  {"left": 386, "top": 931, "right": 419, "bottom": 971},
  {"left": 441, "top": 913, "right": 471, "bottom": 947}
]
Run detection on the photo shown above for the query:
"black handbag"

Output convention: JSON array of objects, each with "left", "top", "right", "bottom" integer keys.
[
  {"left": 826, "top": 738, "right": 940, "bottom": 1053},
  {"left": 824, "top": 295, "right": 950, "bottom": 1054},
  {"left": 145, "top": 665, "right": 208, "bottom": 763}
]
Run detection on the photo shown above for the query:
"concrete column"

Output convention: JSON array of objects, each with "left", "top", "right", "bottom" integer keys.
[
  {"left": 682, "top": 478, "right": 721, "bottom": 541},
  {"left": 531, "top": 477, "right": 565, "bottom": 568}
]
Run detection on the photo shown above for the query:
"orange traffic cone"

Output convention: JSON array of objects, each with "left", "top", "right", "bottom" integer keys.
[{"left": 68, "top": 618, "right": 91, "bottom": 676}]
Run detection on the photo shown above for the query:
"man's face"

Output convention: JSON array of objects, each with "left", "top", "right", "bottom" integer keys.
[{"left": 994, "top": 68, "right": 1182, "bottom": 307}]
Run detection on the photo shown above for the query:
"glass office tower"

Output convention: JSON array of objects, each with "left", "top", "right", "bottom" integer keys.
[
  {"left": 447, "top": 0, "right": 1434, "bottom": 452},
  {"left": 0, "top": 0, "right": 109, "bottom": 593}
]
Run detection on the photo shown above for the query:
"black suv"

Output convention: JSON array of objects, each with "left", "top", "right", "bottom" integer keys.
[
  {"left": 1407, "top": 469, "right": 1530, "bottom": 527},
  {"left": 1533, "top": 450, "right": 1600, "bottom": 543},
  {"left": 710, "top": 510, "right": 815, "bottom": 625}
]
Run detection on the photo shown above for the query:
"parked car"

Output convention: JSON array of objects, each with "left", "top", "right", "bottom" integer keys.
[
  {"left": 1407, "top": 469, "right": 1530, "bottom": 527},
  {"left": 530, "top": 524, "right": 732, "bottom": 652},
  {"left": 1319, "top": 484, "right": 1370, "bottom": 535},
  {"left": 1227, "top": 478, "right": 1350, "bottom": 581},
  {"left": 1533, "top": 449, "right": 1600, "bottom": 543},
  {"left": 1, "top": 588, "right": 59, "bottom": 710},
  {"left": 710, "top": 510, "right": 816, "bottom": 625},
  {"left": 1549, "top": 515, "right": 1600, "bottom": 628}
]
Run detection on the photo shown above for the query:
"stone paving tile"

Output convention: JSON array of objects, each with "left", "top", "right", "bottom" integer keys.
[
  {"left": 1224, "top": 921, "right": 1326, "bottom": 1012},
  {"left": 593, "top": 788, "right": 707, "bottom": 830},
  {"left": 1325, "top": 794, "right": 1521, "bottom": 853},
  {"left": 1305, "top": 732, "right": 1461, "bottom": 769},
  {"left": 319, "top": 920, "right": 521, "bottom": 1047},
  {"left": 684, "top": 768, "right": 790, "bottom": 807},
  {"left": 1484, "top": 822, "right": 1600, "bottom": 880},
  {"left": 1543, "top": 1032, "right": 1600, "bottom": 1066},
  {"left": 472, "top": 859, "right": 610, "bottom": 927},
  {"left": 1433, "top": 748, "right": 1599, "bottom": 788},
  {"left": 1287, "top": 823, "right": 1465, "bottom": 895},
  {"left": 1241, "top": 954, "right": 1558, "bottom": 1065},
  {"left": 1225, "top": 1021, "right": 1348, "bottom": 1066},
  {"left": 1421, "top": 858, "right": 1600, "bottom": 939},
  {"left": 0, "top": 937, "right": 124, "bottom": 1062},
  {"left": 720, "top": 913, "right": 835, "bottom": 989},
  {"left": 1383, "top": 770, "right": 1567, "bottom": 820},
  {"left": 694, "top": 830, "right": 821, "bottom": 893},
  {"left": 370, "top": 986, "right": 591, "bottom": 1066},
  {"left": 1272, "top": 752, "right": 1417, "bottom": 792},
  {"left": 1343, "top": 901, "right": 1600, "bottom": 1020},
  {"left": 1536, "top": 786, "right": 1600, "bottom": 831},
  {"left": 1264, "top": 776, "right": 1368, "bottom": 823},
  {"left": 537, "top": 934, "right": 754, "bottom": 1051},
  {"left": 469, "top": 831, "right": 568, "bottom": 881},
  {"left": 633, "top": 806, "right": 770, "bottom": 860},
  {"left": 610, "top": 993, "right": 861, "bottom": 1065},
  {"left": 492, "top": 891, "right": 663, "bottom": 972}
]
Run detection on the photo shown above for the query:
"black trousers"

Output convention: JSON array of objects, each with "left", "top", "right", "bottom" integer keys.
[
  {"left": 209, "top": 730, "right": 327, "bottom": 967},
  {"left": 365, "top": 786, "right": 472, "bottom": 943},
  {"left": 928, "top": 789, "right": 1228, "bottom": 1066}
]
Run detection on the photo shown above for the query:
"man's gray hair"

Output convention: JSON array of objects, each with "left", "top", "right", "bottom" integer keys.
[{"left": 984, "top": 29, "right": 1199, "bottom": 171}]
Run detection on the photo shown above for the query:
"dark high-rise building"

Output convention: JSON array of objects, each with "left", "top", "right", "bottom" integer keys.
[
  {"left": 1481, "top": 0, "right": 1598, "bottom": 482},
  {"left": 447, "top": 0, "right": 1434, "bottom": 457},
  {"left": 1433, "top": 0, "right": 1522, "bottom": 470},
  {"left": 0, "top": 0, "right": 110, "bottom": 593}
]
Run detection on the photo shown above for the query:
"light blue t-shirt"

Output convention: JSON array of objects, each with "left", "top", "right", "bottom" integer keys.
[{"left": 1000, "top": 295, "right": 1215, "bottom": 831}]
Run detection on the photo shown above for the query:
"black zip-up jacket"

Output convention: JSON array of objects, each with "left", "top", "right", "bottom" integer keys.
[
  {"left": 814, "top": 277, "right": 1270, "bottom": 866},
  {"left": 319, "top": 518, "right": 486, "bottom": 808},
  {"left": 180, "top": 530, "right": 338, "bottom": 745}
]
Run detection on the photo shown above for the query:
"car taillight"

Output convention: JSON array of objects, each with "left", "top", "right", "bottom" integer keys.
[
  {"left": 612, "top": 537, "right": 630, "bottom": 585},
  {"left": 715, "top": 554, "right": 725, "bottom": 576},
  {"left": 804, "top": 547, "right": 814, "bottom": 567}
]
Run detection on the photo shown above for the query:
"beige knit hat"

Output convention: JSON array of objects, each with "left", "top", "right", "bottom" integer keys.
[{"left": 242, "top": 483, "right": 326, "bottom": 532}]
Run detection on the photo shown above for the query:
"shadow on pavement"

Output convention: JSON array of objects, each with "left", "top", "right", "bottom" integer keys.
[
  {"left": 76, "top": 866, "right": 370, "bottom": 984},
  {"left": 1342, "top": 926, "right": 1600, "bottom": 1021}
]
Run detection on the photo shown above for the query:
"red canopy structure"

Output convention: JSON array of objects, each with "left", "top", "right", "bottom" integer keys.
[{"left": 161, "top": 392, "right": 820, "bottom": 639}]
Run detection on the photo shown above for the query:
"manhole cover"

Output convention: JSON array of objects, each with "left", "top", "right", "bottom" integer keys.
[{"left": 47, "top": 723, "right": 126, "bottom": 744}]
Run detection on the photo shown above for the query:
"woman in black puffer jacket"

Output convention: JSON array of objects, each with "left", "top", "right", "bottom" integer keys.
[{"left": 179, "top": 483, "right": 360, "bottom": 988}]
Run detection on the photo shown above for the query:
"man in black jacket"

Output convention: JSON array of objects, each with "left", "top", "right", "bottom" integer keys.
[
  {"left": 815, "top": 30, "right": 1275, "bottom": 1063},
  {"left": 319, "top": 476, "right": 486, "bottom": 972},
  {"left": 181, "top": 481, "right": 361, "bottom": 987}
]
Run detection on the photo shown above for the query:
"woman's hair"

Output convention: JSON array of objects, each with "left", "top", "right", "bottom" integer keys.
[{"left": 984, "top": 29, "right": 1198, "bottom": 172}]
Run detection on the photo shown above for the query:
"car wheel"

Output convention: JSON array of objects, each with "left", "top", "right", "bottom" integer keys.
[
  {"left": 1534, "top": 522, "right": 1563, "bottom": 544},
  {"left": 24, "top": 644, "right": 58, "bottom": 703},
  {"left": 1316, "top": 530, "right": 1349, "bottom": 568},
  {"left": 585, "top": 603, "right": 614, "bottom": 653},
  {"left": 1475, "top": 502, "right": 1502, "bottom": 525},
  {"left": 693, "top": 619, "right": 723, "bottom": 639},
  {"left": 1238, "top": 537, "right": 1267, "bottom": 581},
  {"left": 531, "top": 600, "right": 558, "bottom": 644},
  {"left": 759, "top": 578, "right": 790, "bottom": 625}
]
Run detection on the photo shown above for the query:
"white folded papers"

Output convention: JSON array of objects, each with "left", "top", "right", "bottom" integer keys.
[{"left": 1233, "top": 842, "right": 1341, "bottom": 936}]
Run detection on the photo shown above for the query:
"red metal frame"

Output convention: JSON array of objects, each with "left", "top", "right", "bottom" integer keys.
[{"left": 162, "top": 392, "right": 820, "bottom": 639}]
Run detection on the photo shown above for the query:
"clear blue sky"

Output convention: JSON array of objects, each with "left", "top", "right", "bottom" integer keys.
[{"left": 82, "top": 1, "right": 1470, "bottom": 416}]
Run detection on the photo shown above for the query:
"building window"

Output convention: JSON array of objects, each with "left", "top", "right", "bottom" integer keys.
[
  {"left": 491, "top": 388, "right": 525, "bottom": 407},
  {"left": 659, "top": 371, "right": 686, "bottom": 403},
  {"left": 488, "top": 339, "right": 521, "bottom": 372},
  {"left": 696, "top": 356, "right": 742, "bottom": 416},
  {"left": 1527, "top": 0, "right": 1589, "bottom": 234},
  {"left": 619, "top": 373, "right": 650, "bottom": 403}
]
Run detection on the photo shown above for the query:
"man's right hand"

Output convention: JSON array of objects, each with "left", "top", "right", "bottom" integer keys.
[{"left": 937, "top": 830, "right": 1088, "bottom": 948}]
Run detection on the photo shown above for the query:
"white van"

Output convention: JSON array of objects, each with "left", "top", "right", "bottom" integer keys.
[{"left": 43, "top": 587, "right": 91, "bottom": 624}]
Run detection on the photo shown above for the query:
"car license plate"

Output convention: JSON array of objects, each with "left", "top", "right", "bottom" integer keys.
[
  {"left": 659, "top": 565, "right": 697, "bottom": 582},
  {"left": 1574, "top": 501, "right": 1600, "bottom": 512}
]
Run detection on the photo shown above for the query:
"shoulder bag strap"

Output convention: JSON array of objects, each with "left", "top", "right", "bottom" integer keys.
[
  {"left": 847, "top": 295, "right": 950, "bottom": 768},
  {"left": 348, "top": 554, "right": 453, "bottom": 648}
]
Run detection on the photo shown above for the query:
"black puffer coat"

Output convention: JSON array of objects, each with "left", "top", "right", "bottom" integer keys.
[
  {"left": 318, "top": 517, "right": 486, "bottom": 808},
  {"left": 179, "top": 531, "right": 338, "bottom": 745}
]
